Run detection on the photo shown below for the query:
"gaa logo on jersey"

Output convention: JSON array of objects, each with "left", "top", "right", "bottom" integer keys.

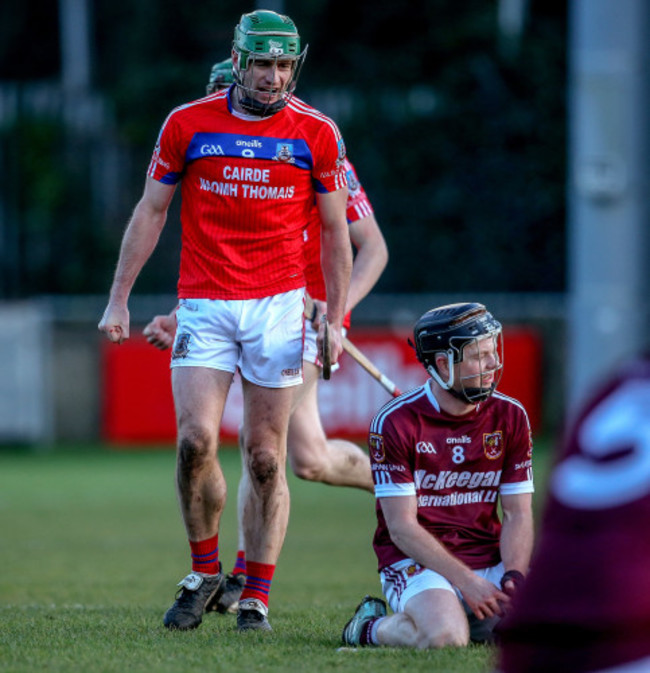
[
  {"left": 172, "top": 333, "right": 191, "bottom": 360},
  {"left": 369, "top": 433, "right": 386, "bottom": 463},
  {"left": 416, "top": 441, "right": 437, "bottom": 454},
  {"left": 483, "top": 431, "right": 503, "bottom": 460},
  {"left": 274, "top": 143, "right": 295, "bottom": 163}
]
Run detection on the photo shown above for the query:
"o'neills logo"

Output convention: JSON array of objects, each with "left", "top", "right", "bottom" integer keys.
[
  {"left": 369, "top": 433, "right": 385, "bottom": 463},
  {"left": 483, "top": 431, "right": 503, "bottom": 460}
]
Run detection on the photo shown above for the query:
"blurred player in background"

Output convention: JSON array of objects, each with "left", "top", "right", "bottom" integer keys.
[
  {"left": 144, "top": 56, "right": 389, "bottom": 615},
  {"left": 205, "top": 58, "right": 232, "bottom": 95},
  {"left": 341, "top": 302, "right": 534, "bottom": 649},
  {"left": 496, "top": 354, "right": 650, "bottom": 673},
  {"left": 98, "top": 9, "right": 352, "bottom": 633}
]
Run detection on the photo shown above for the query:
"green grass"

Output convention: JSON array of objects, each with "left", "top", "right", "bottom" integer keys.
[{"left": 0, "top": 441, "right": 554, "bottom": 673}]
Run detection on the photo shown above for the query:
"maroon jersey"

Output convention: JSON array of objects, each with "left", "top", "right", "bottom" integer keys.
[
  {"left": 498, "top": 356, "right": 650, "bottom": 673},
  {"left": 369, "top": 381, "right": 533, "bottom": 571}
]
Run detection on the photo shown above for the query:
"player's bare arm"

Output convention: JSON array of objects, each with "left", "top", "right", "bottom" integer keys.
[
  {"left": 499, "top": 492, "right": 534, "bottom": 596},
  {"left": 99, "top": 177, "right": 176, "bottom": 343},
  {"left": 316, "top": 188, "right": 352, "bottom": 363},
  {"left": 345, "top": 213, "right": 388, "bottom": 315},
  {"left": 380, "top": 495, "right": 509, "bottom": 620}
]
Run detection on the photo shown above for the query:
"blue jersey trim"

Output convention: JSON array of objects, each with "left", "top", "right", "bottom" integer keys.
[
  {"left": 159, "top": 171, "right": 182, "bottom": 185},
  {"left": 185, "top": 132, "right": 313, "bottom": 171}
]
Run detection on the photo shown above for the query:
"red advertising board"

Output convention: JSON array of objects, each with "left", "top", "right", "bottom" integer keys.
[{"left": 101, "top": 326, "right": 542, "bottom": 445}]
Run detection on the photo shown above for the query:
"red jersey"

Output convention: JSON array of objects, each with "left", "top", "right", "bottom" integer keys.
[
  {"left": 498, "top": 356, "right": 650, "bottom": 673},
  {"left": 303, "top": 159, "right": 373, "bottom": 299},
  {"left": 369, "top": 382, "right": 533, "bottom": 571},
  {"left": 147, "top": 88, "right": 347, "bottom": 300}
]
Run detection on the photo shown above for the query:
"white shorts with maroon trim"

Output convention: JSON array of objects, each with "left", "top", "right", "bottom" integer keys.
[
  {"left": 170, "top": 290, "right": 304, "bottom": 388},
  {"left": 380, "top": 558, "right": 505, "bottom": 613}
]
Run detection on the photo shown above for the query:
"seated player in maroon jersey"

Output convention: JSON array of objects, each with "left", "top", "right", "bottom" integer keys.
[
  {"left": 496, "top": 353, "right": 650, "bottom": 673},
  {"left": 341, "top": 302, "right": 535, "bottom": 649}
]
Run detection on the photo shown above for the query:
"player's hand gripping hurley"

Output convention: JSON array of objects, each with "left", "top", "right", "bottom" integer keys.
[
  {"left": 321, "top": 315, "right": 332, "bottom": 380},
  {"left": 304, "top": 294, "right": 402, "bottom": 397}
]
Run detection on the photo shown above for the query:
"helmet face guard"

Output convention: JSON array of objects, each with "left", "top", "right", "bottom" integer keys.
[
  {"left": 413, "top": 303, "right": 504, "bottom": 404},
  {"left": 206, "top": 58, "right": 234, "bottom": 95},
  {"left": 232, "top": 10, "right": 307, "bottom": 116}
]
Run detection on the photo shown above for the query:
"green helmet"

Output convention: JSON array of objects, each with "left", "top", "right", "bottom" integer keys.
[
  {"left": 232, "top": 9, "right": 307, "bottom": 116},
  {"left": 206, "top": 58, "right": 233, "bottom": 95},
  {"left": 233, "top": 10, "right": 303, "bottom": 70}
]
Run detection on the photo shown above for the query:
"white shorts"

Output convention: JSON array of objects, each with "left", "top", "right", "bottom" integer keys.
[
  {"left": 380, "top": 558, "right": 505, "bottom": 614},
  {"left": 170, "top": 290, "right": 304, "bottom": 388},
  {"left": 302, "top": 319, "right": 345, "bottom": 373}
]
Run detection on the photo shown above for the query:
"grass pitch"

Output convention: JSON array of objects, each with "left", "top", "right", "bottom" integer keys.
[{"left": 0, "top": 442, "right": 552, "bottom": 673}]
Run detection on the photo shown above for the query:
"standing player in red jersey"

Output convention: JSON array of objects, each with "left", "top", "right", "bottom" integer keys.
[
  {"left": 496, "top": 354, "right": 650, "bottom": 673},
  {"left": 341, "top": 303, "right": 535, "bottom": 649},
  {"left": 98, "top": 10, "right": 352, "bottom": 633},
  {"left": 143, "top": 59, "right": 388, "bottom": 609},
  {"left": 146, "top": 155, "right": 387, "bottom": 614}
]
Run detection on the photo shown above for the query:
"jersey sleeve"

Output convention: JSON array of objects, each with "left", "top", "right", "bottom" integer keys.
[
  {"left": 369, "top": 413, "right": 416, "bottom": 499},
  {"left": 311, "top": 122, "right": 347, "bottom": 194},
  {"left": 344, "top": 160, "right": 374, "bottom": 224},
  {"left": 500, "top": 403, "right": 534, "bottom": 495},
  {"left": 147, "top": 109, "right": 187, "bottom": 185}
]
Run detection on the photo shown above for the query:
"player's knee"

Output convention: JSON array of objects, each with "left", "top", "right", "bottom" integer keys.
[
  {"left": 248, "top": 447, "right": 280, "bottom": 485},
  {"left": 289, "top": 454, "right": 325, "bottom": 482},
  {"left": 288, "top": 440, "right": 328, "bottom": 482},
  {"left": 177, "top": 429, "right": 214, "bottom": 477},
  {"left": 292, "top": 464, "right": 322, "bottom": 482},
  {"left": 417, "top": 625, "right": 469, "bottom": 649}
]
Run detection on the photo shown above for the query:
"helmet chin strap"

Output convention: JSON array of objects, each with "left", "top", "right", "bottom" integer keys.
[
  {"left": 238, "top": 95, "right": 286, "bottom": 116},
  {"left": 427, "top": 352, "right": 455, "bottom": 391},
  {"left": 448, "top": 383, "right": 496, "bottom": 404}
]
